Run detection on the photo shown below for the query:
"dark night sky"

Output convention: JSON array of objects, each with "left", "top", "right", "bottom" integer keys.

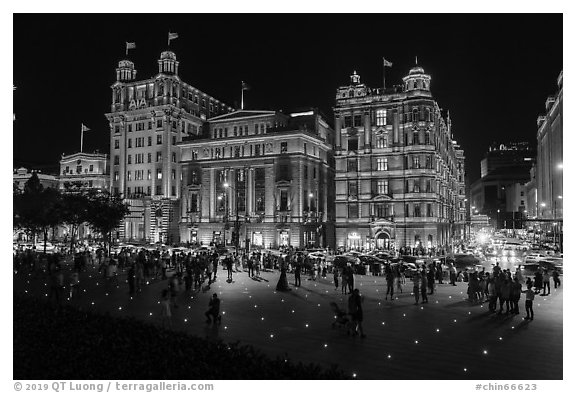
[{"left": 13, "top": 14, "right": 562, "bottom": 183}]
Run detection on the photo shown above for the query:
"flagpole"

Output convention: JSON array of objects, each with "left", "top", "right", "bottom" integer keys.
[
  {"left": 80, "top": 124, "right": 84, "bottom": 153},
  {"left": 383, "top": 59, "right": 386, "bottom": 91},
  {"left": 241, "top": 82, "right": 244, "bottom": 110}
]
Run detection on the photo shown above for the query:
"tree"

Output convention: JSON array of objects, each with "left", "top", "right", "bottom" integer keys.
[
  {"left": 13, "top": 173, "right": 64, "bottom": 251},
  {"left": 85, "top": 191, "right": 129, "bottom": 255},
  {"left": 60, "top": 193, "right": 90, "bottom": 251},
  {"left": 14, "top": 173, "right": 45, "bottom": 245}
]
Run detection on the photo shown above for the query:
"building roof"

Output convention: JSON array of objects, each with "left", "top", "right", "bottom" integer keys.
[{"left": 208, "top": 110, "right": 278, "bottom": 122}]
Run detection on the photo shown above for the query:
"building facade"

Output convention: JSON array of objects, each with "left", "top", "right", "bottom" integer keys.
[
  {"left": 178, "top": 109, "right": 335, "bottom": 249},
  {"left": 104, "top": 51, "right": 233, "bottom": 243},
  {"left": 480, "top": 142, "right": 535, "bottom": 178},
  {"left": 536, "top": 71, "right": 563, "bottom": 221},
  {"left": 13, "top": 167, "right": 58, "bottom": 191},
  {"left": 333, "top": 66, "right": 465, "bottom": 252},
  {"left": 58, "top": 152, "right": 109, "bottom": 192}
]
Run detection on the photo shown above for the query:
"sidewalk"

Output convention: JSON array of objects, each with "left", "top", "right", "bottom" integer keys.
[{"left": 14, "top": 267, "right": 563, "bottom": 379}]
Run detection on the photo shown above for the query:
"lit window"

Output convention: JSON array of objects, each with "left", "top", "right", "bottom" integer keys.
[{"left": 376, "top": 109, "right": 387, "bottom": 126}]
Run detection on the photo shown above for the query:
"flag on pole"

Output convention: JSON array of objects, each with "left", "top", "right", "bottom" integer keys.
[
  {"left": 126, "top": 42, "right": 136, "bottom": 56},
  {"left": 81, "top": 123, "right": 91, "bottom": 132},
  {"left": 242, "top": 81, "right": 251, "bottom": 91},
  {"left": 168, "top": 32, "right": 179, "bottom": 45},
  {"left": 383, "top": 58, "right": 393, "bottom": 67}
]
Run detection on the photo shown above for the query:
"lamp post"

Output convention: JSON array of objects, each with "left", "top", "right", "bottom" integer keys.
[
  {"left": 307, "top": 192, "right": 314, "bottom": 248},
  {"left": 223, "top": 182, "right": 241, "bottom": 252},
  {"left": 217, "top": 194, "right": 227, "bottom": 246}
]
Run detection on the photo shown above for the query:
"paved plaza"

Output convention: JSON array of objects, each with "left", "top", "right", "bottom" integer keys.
[{"left": 14, "top": 264, "right": 563, "bottom": 380}]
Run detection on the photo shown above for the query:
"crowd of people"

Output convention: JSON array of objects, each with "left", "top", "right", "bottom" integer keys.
[{"left": 14, "top": 243, "right": 561, "bottom": 345}]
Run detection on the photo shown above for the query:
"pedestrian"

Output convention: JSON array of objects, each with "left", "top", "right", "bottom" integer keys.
[
  {"left": 511, "top": 277, "right": 522, "bottom": 315},
  {"left": 534, "top": 269, "right": 543, "bottom": 294},
  {"left": 413, "top": 270, "right": 421, "bottom": 305},
  {"left": 395, "top": 264, "right": 403, "bottom": 294},
  {"left": 385, "top": 265, "right": 394, "bottom": 300},
  {"left": 341, "top": 268, "right": 348, "bottom": 295},
  {"left": 160, "top": 289, "right": 172, "bottom": 329},
  {"left": 449, "top": 262, "right": 457, "bottom": 286},
  {"left": 498, "top": 275, "right": 511, "bottom": 315},
  {"left": 347, "top": 266, "right": 355, "bottom": 293},
  {"left": 347, "top": 289, "right": 366, "bottom": 338},
  {"left": 541, "top": 269, "right": 551, "bottom": 296},
  {"left": 205, "top": 293, "right": 221, "bottom": 324},
  {"left": 427, "top": 263, "right": 435, "bottom": 294},
  {"left": 333, "top": 267, "right": 339, "bottom": 290},
  {"left": 69, "top": 268, "right": 80, "bottom": 299},
  {"left": 420, "top": 269, "right": 428, "bottom": 303},
  {"left": 487, "top": 274, "right": 497, "bottom": 312},
  {"left": 552, "top": 268, "right": 561, "bottom": 288},
  {"left": 225, "top": 256, "right": 233, "bottom": 280},
  {"left": 294, "top": 263, "right": 302, "bottom": 287},
  {"left": 522, "top": 283, "right": 535, "bottom": 320},
  {"left": 169, "top": 275, "right": 179, "bottom": 308},
  {"left": 247, "top": 256, "right": 254, "bottom": 278}
]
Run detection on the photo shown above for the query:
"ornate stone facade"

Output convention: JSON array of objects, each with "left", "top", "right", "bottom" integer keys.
[{"left": 333, "top": 65, "right": 466, "bottom": 252}]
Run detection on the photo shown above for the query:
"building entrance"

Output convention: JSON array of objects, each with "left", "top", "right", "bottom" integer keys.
[
  {"left": 375, "top": 232, "right": 390, "bottom": 250},
  {"left": 279, "top": 231, "right": 289, "bottom": 246}
]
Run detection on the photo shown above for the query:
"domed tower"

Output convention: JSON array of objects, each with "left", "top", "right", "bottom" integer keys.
[
  {"left": 402, "top": 64, "right": 431, "bottom": 92},
  {"left": 158, "top": 50, "right": 179, "bottom": 75},
  {"left": 116, "top": 59, "right": 137, "bottom": 82},
  {"left": 350, "top": 70, "right": 361, "bottom": 85}
]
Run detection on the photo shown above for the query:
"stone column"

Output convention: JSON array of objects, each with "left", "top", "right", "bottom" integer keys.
[
  {"left": 335, "top": 114, "right": 341, "bottom": 149},
  {"left": 393, "top": 111, "right": 400, "bottom": 144},
  {"left": 209, "top": 169, "right": 215, "bottom": 220},
  {"left": 264, "top": 166, "right": 275, "bottom": 222},
  {"left": 247, "top": 168, "right": 254, "bottom": 215},
  {"left": 364, "top": 110, "right": 371, "bottom": 151}
]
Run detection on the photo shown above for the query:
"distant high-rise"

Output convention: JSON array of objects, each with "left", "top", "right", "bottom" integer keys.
[{"left": 480, "top": 142, "right": 535, "bottom": 178}]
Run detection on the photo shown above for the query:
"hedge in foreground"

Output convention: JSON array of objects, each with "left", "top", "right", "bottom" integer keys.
[{"left": 13, "top": 296, "right": 348, "bottom": 380}]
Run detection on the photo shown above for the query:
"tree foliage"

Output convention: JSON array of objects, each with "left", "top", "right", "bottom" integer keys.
[{"left": 85, "top": 190, "right": 129, "bottom": 254}]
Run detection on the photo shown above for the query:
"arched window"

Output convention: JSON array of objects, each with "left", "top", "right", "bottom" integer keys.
[
  {"left": 413, "top": 130, "right": 420, "bottom": 145},
  {"left": 412, "top": 108, "right": 419, "bottom": 122},
  {"left": 425, "top": 131, "right": 431, "bottom": 145}
]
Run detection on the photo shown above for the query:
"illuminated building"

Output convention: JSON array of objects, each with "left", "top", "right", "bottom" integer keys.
[
  {"left": 58, "top": 152, "right": 109, "bottom": 192},
  {"left": 178, "top": 109, "right": 335, "bottom": 249},
  {"left": 536, "top": 70, "right": 563, "bottom": 221},
  {"left": 333, "top": 65, "right": 465, "bottom": 251},
  {"left": 535, "top": 70, "right": 562, "bottom": 249},
  {"left": 105, "top": 50, "right": 233, "bottom": 243},
  {"left": 13, "top": 167, "right": 58, "bottom": 191}
]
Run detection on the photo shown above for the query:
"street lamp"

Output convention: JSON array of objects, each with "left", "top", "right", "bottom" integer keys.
[{"left": 223, "top": 181, "right": 241, "bottom": 251}]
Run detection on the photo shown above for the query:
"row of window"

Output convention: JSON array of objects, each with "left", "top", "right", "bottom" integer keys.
[
  {"left": 116, "top": 185, "right": 177, "bottom": 198},
  {"left": 345, "top": 178, "right": 451, "bottom": 196},
  {"left": 114, "top": 152, "right": 177, "bottom": 165},
  {"left": 115, "top": 168, "right": 177, "bottom": 182},
  {"left": 212, "top": 123, "right": 270, "bottom": 139},
  {"left": 347, "top": 203, "right": 438, "bottom": 219},
  {"left": 342, "top": 107, "right": 433, "bottom": 129},
  {"left": 63, "top": 165, "right": 95, "bottom": 175},
  {"left": 115, "top": 135, "right": 180, "bottom": 149},
  {"left": 346, "top": 155, "right": 436, "bottom": 172}
]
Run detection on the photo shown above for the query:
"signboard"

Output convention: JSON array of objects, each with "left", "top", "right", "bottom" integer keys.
[{"left": 129, "top": 98, "right": 148, "bottom": 110}]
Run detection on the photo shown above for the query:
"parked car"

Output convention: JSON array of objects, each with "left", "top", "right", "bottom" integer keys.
[{"left": 525, "top": 253, "right": 548, "bottom": 263}]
